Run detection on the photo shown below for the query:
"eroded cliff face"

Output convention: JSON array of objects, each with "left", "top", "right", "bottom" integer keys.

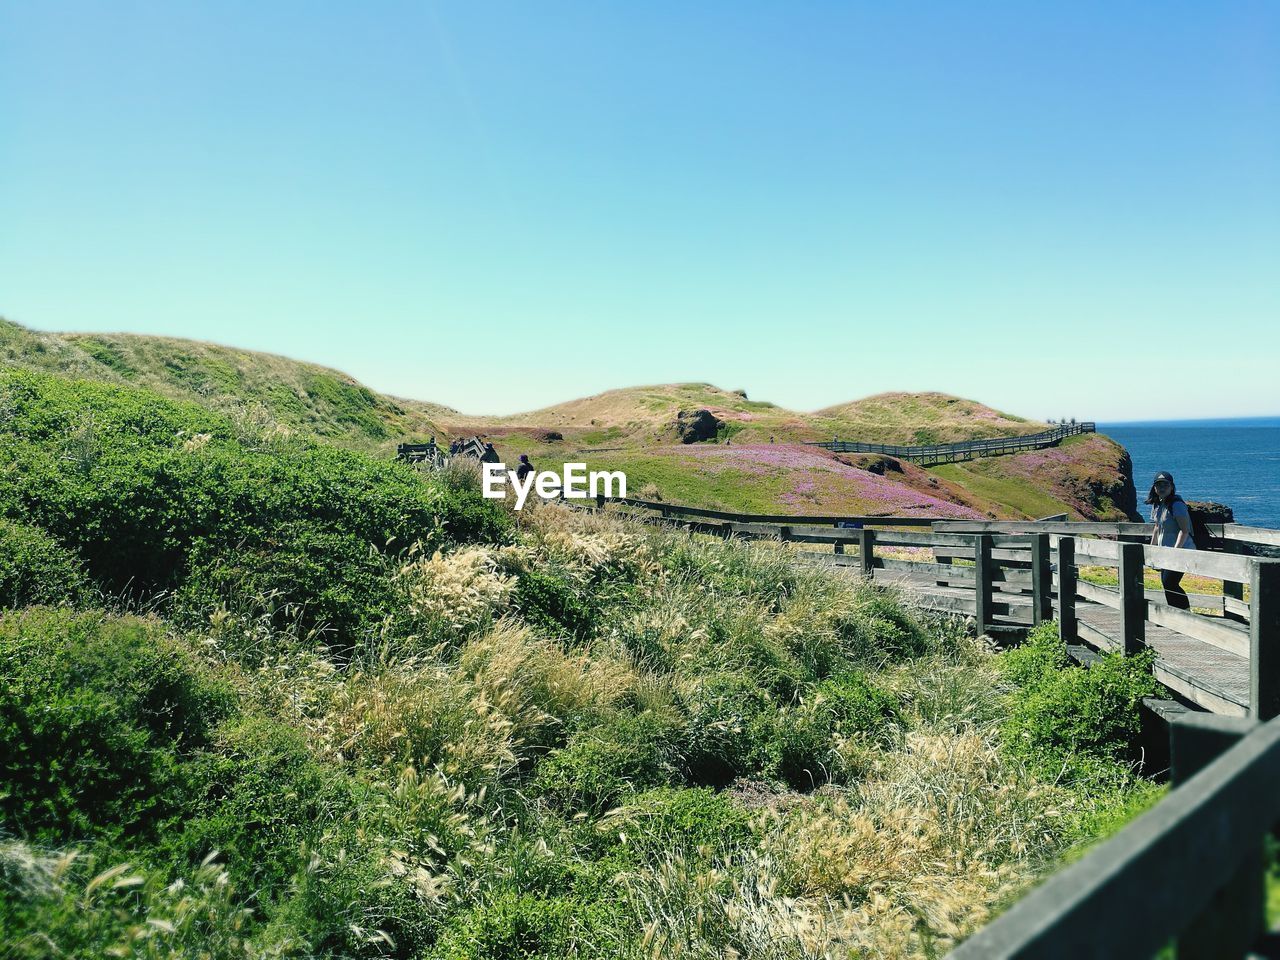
[
  {"left": 1042, "top": 440, "right": 1140, "bottom": 521},
  {"left": 1107, "top": 448, "right": 1140, "bottom": 521}
]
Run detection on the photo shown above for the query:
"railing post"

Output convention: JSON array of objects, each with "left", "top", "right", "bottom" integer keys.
[
  {"left": 1031, "top": 533, "right": 1052, "bottom": 625},
  {"left": 1058, "top": 537, "right": 1077, "bottom": 643},
  {"left": 1249, "top": 559, "right": 1280, "bottom": 721},
  {"left": 974, "top": 534, "right": 992, "bottom": 636},
  {"left": 1169, "top": 713, "right": 1266, "bottom": 959},
  {"left": 1118, "top": 542, "right": 1146, "bottom": 656},
  {"left": 858, "top": 528, "right": 875, "bottom": 579},
  {"left": 1223, "top": 540, "right": 1247, "bottom": 623},
  {"left": 833, "top": 521, "right": 843, "bottom": 555}
]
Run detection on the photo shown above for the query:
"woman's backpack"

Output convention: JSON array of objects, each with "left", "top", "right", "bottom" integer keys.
[{"left": 1186, "top": 504, "right": 1217, "bottom": 551}]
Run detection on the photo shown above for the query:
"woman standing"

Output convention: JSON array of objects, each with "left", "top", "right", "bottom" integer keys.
[{"left": 1147, "top": 470, "right": 1195, "bottom": 609}]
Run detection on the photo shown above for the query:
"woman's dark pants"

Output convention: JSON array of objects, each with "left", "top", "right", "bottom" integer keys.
[{"left": 1161, "top": 569, "right": 1190, "bottom": 610}]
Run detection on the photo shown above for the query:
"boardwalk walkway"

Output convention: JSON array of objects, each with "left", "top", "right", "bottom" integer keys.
[
  {"left": 590, "top": 497, "right": 1280, "bottom": 719},
  {"left": 809, "top": 421, "right": 1094, "bottom": 465},
  {"left": 1064, "top": 598, "right": 1250, "bottom": 715}
]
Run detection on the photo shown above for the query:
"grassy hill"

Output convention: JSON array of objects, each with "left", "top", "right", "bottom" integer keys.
[
  {"left": 1, "top": 319, "right": 453, "bottom": 449},
  {"left": 0, "top": 367, "right": 1163, "bottom": 958},
  {"left": 452, "top": 382, "right": 1048, "bottom": 447},
  {"left": 0, "top": 318, "right": 1136, "bottom": 520}
]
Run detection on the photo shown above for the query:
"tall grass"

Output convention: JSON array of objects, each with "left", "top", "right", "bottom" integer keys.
[{"left": 1, "top": 486, "right": 1163, "bottom": 958}]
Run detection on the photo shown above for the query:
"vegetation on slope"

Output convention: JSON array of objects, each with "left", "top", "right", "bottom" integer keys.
[
  {"left": 0, "top": 371, "right": 1163, "bottom": 958},
  {"left": 1, "top": 318, "right": 1134, "bottom": 520},
  {"left": 457, "top": 382, "right": 1049, "bottom": 448},
  {"left": 1, "top": 319, "right": 453, "bottom": 450},
  {"left": 930, "top": 434, "right": 1140, "bottom": 521}
]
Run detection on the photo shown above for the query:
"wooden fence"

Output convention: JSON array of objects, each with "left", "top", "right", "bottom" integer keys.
[
  {"left": 946, "top": 708, "right": 1280, "bottom": 959},
  {"left": 809, "top": 421, "right": 1095, "bottom": 465},
  {"left": 596, "top": 497, "right": 1280, "bottom": 709}
]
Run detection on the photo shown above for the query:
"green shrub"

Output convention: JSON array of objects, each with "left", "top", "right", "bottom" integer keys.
[
  {"left": 838, "top": 589, "right": 929, "bottom": 662},
  {"left": 513, "top": 565, "right": 597, "bottom": 643},
  {"left": 1001, "top": 625, "right": 1158, "bottom": 783},
  {"left": 0, "top": 371, "right": 509, "bottom": 642},
  {"left": 725, "top": 674, "right": 902, "bottom": 791},
  {"left": 426, "top": 890, "right": 627, "bottom": 960},
  {"left": 662, "top": 537, "right": 800, "bottom": 611},
  {"left": 600, "top": 787, "right": 755, "bottom": 864},
  {"left": 171, "top": 715, "right": 346, "bottom": 894},
  {"left": 0, "top": 842, "right": 311, "bottom": 959},
  {"left": 176, "top": 521, "right": 398, "bottom": 653},
  {"left": 1000, "top": 621, "right": 1069, "bottom": 688},
  {"left": 0, "top": 608, "right": 233, "bottom": 844},
  {"left": 677, "top": 674, "right": 777, "bottom": 787},
  {"left": 0, "top": 519, "right": 90, "bottom": 607},
  {"left": 807, "top": 673, "right": 902, "bottom": 741},
  {"left": 534, "top": 712, "right": 680, "bottom": 814}
]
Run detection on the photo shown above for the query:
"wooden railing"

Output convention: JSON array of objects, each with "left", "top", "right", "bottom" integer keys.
[
  {"left": 809, "top": 421, "right": 1095, "bottom": 465},
  {"left": 594, "top": 499, "right": 1062, "bottom": 635},
  {"left": 596, "top": 498, "right": 1280, "bottom": 693},
  {"left": 946, "top": 709, "right": 1280, "bottom": 959}
]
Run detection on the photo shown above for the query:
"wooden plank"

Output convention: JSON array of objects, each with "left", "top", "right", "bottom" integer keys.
[
  {"left": 1146, "top": 601, "right": 1250, "bottom": 659},
  {"left": 1076, "top": 580, "right": 1122, "bottom": 611},
  {"left": 1227, "top": 595, "right": 1250, "bottom": 621},
  {"left": 1225, "top": 525, "right": 1280, "bottom": 548},
  {"left": 975, "top": 535, "right": 993, "bottom": 634},
  {"left": 1145, "top": 544, "right": 1252, "bottom": 582},
  {"left": 945, "top": 715, "right": 1280, "bottom": 959},
  {"left": 1067, "top": 644, "right": 1105, "bottom": 668},
  {"left": 1032, "top": 533, "right": 1052, "bottom": 625},
  {"left": 1154, "top": 662, "right": 1250, "bottom": 718},
  {"left": 1143, "top": 589, "right": 1223, "bottom": 610},
  {"left": 859, "top": 528, "right": 875, "bottom": 579},
  {"left": 608, "top": 497, "right": 935, "bottom": 527},
  {"left": 1073, "top": 538, "right": 1121, "bottom": 564},
  {"left": 875, "top": 530, "right": 980, "bottom": 548},
  {"left": 1077, "top": 618, "right": 1119, "bottom": 653},
  {"left": 933, "top": 547, "right": 1034, "bottom": 564},
  {"left": 935, "top": 520, "right": 1154, "bottom": 537},
  {"left": 909, "top": 592, "right": 977, "bottom": 616},
  {"left": 874, "top": 557, "right": 976, "bottom": 582},
  {"left": 1170, "top": 718, "right": 1267, "bottom": 959}
]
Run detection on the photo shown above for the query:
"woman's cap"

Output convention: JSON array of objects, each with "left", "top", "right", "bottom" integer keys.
[{"left": 1154, "top": 471, "right": 1174, "bottom": 484}]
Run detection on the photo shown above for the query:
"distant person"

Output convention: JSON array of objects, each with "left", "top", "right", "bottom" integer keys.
[
  {"left": 1147, "top": 470, "right": 1195, "bottom": 610},
  {"left": 516, "top": 454, "right": 534, "bottom": 482}
]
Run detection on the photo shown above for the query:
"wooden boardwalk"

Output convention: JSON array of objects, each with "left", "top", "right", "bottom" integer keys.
[
  {"left": 589, "top": 496, "right": 1280, "bottom": 720},
  {"left": 1063, "top": 598, "right": 1250, "bottom": 716},
  {"left": 809, "top": 421, "right": 1095, "bottom": 466}
]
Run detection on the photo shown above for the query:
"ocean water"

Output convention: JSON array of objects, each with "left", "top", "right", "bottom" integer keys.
[{"left": 1098, "top": 418, "right": 1280, "bottom": 530}]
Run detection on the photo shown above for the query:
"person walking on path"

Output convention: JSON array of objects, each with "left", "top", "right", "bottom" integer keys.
[
  {"left": 516, "top": 454, "right": 534, "bottom": 483},
  {"left": 1147, "top": 470, "right": 1195, "bottom": 609}
]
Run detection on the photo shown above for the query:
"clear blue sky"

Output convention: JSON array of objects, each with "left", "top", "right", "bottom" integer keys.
[{"left": 2, "top": 2, "right": 1276, "bottom": 420}]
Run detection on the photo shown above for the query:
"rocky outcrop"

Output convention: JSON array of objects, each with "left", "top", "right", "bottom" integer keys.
[
  {"left": 1186, "top": 500, "right": 1235, "bottom": 524},
  {"left": 1113, "top": 450, "right": 1140, "bottom": 520},
  {"left": 674, "top": 409, "right": 723, "bottom": 444}
]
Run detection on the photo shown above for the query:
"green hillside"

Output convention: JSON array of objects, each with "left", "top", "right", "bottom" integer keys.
[
  {"left": 454, "top": 381, "right": 1048, "bottom": 447},
  {"left": 1, "top": 319, "right": 453, "bottom": 450},
  {"left": 0, "top": 368, "right": 1162, "bottom": 958},
  {"left": 0, "top": 318, "right": 1135, "bottom": 520}
]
